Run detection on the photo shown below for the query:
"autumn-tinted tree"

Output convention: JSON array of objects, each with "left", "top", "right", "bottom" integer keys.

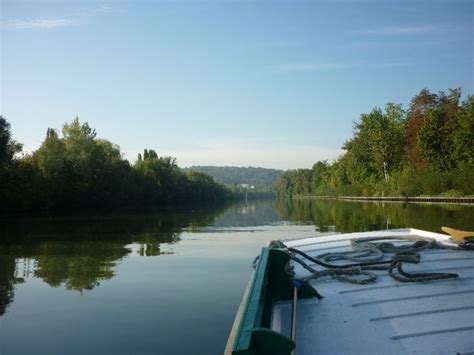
[
  {"left": 418, "top": 89, "right": 461, "bottom": 171},
  {"left": 405, "top": 89, "right": 438, "bottom": 169}
]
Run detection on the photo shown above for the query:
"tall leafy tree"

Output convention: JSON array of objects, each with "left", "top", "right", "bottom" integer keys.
[
  {"left": 0, "top": 116, "right": 24, "bottom": 210},
  {"left": 0, "top": 116, "right": 22, "bottom": 166},
  {"left": 345, "top": 104, "right": 405, "bottom": 183},
  {"left": 452, "top": 95, "right": 474, "bottom": 165},
  {"left": 33, "top": 118, "right": 132, "bottom": 208}
]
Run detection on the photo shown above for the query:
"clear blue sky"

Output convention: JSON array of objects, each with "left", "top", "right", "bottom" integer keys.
[{"left": 1, "top": 0, "right": 472, "bottom": 169}]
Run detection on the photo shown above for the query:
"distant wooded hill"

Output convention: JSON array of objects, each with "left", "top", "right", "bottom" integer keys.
[{"left": 184, "top": 166, "right": 283, "bottom": 191}]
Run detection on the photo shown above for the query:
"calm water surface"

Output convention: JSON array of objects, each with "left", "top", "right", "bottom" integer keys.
[{"left": 1, "top": 199, "right": 473, "bottom": 354}]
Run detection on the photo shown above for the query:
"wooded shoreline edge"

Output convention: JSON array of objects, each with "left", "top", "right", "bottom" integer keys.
[
  {"left": 292, "top": 195, "right": 474, "bottom": 204},
  {"left": 275, "top": 88, "right": 474, "bottom": 200}
]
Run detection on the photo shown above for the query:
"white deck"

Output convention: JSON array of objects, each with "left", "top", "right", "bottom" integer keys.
[{"left": 271, "top": 228, "right": 474, "bottom": 355}]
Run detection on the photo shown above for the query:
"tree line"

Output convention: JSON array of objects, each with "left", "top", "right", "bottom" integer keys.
[
  {"left": 0, "top": 117, "right": 231, "bottom": 212},
  {"left": 275, "top": 88, "right": 474, "bottom": 198}
]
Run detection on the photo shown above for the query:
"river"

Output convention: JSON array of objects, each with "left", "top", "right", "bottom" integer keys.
[{"left": 0, "top": 199, "right": 473, "bottom": 354}]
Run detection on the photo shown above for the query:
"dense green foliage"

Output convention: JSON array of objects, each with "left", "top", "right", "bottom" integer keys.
[
  {"left": 275, "top": 88, "right": 474, "bottom": 198},
  {"left": 184, "top": 165, "right": 282, "bottom": 192},
  {"left": 0, "top": 118, "right": 231, "bottom": 212}
]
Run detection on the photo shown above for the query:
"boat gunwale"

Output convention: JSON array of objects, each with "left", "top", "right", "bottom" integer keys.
[{"left": 283, "top": 228, "right": 453, "bottom": 248}]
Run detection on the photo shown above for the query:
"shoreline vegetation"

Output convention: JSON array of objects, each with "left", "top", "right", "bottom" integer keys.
[
  {"left": 293, "top": 195, "right": 474, "bottom": 204},
  {"left": 0, "top": 117, "right": 232, "bottom": 213},
  {"left": 275, "top": 88, "right": 474, "bottom": 201}
]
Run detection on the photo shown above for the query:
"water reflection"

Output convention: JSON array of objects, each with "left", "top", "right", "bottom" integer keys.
[
  {"left": 205, "top": 198, "right": 280, "bottom": 228},
  {"left": 1, "top": 198, "right": 473, "bottom": 320},
  {"left": 0, "top": 205, "right": 227, "bottom": 315},
  {"left": 275, "top": 198, "right": 474, "bottom": 233},
  {"left": 0, "top": 254, "right": 18, "bottom": 316}
]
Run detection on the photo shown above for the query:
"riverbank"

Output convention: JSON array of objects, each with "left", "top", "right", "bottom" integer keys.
[{"left": 294, "top": 195, "right": 474, "bottom": 204}]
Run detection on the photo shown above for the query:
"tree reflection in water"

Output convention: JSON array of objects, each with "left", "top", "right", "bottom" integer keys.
[
  {"left": 0, "top": 205, "right": 227, "bottom": 315},
  {"left": 2, "top": 199, "right": 472, "bottom": 316},
  {"left": 275, "top": 198, "right": 474, "bottom": 233},
  {"left": 0, "top": 254, "right": 21, "bottom": 316}
]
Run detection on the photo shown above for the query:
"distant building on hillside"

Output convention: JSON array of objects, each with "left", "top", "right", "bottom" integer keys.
[{"left": 238, "top": 184, "right": 255, "bottom": 189}]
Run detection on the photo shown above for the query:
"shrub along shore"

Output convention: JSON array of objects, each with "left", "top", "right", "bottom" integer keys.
[{"left": 275, "top": 88, "right": 474, "bottom": 199}]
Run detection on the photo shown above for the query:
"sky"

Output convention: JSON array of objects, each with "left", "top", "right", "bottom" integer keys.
[{"left": 1, "top": 0, "right": 472, "bottom": 170}]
